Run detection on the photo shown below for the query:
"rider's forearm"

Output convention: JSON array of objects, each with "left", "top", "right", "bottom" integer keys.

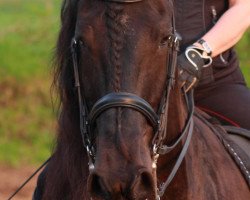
[{"left": 195, "top": 0, "right": 250, "bottom": 57}]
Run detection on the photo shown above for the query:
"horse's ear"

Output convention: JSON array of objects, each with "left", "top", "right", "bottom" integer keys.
[
  {"left": 62, "top": 0, "right": 68, "bottom": 10},
  {"left": 54, "top": 0, "right": 79, "bottom": 102},
  {"left": 61, "top": 0, "right": 69, "bottom": 19},
  {"left": 61, "top": 0, "right": 79, "bottom": 21}
]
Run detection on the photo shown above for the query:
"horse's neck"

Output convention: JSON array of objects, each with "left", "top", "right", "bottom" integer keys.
[
  {"left": 155, "top": 88, "right": 188, "bottom": 196},
  {"left": 160, "top": 118, "right": 250, "bottom": 200},
  {"left": 157, "top": 89, "right": 249, "bottom": 199},
  {"left": 165, "top": 88, "right": 187, "bottom": 143}
]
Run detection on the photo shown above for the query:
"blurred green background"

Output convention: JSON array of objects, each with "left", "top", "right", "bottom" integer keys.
[
  {"left": 0, "top": 0, "right": 249, "bottom": 167},
  {"left": 0, "top": 0, "right": 61, "bottom": 167}
]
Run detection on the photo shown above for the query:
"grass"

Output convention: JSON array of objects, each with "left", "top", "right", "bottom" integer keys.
[
  {"left": 0, "top": 0, "right": 61, "bottom": 166},
  {"left": 0, "top": 78, "right": 55, "bottom": 166},
  {"left": 0, "top": 1, "right": 249, "bottom": 167},
  {"left": 236, "top": 32, "right": 250, "bottom": 85},
  {"left": 0, "top": 0, "right": 60, "bottom": 80}
]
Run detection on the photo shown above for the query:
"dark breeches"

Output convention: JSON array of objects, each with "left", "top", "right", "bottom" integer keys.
[{"left": 195, "top": 82, "right": 250, "bottom": 130}]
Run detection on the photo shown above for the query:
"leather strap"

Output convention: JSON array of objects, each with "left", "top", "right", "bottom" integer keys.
[
  {"left": 223, "top": 126, "right": 250, "bottom": 140},
  {"left": 157, "top": 90, "right": 194, "bottom": 197},
  {"left": 157, "top": 89, "right": 194, "bottom": 154},
  {"left": 158, "top": 119, "right": 194, "bottom": 197},
  {"left": 89, "top": 92, "right": 159, "bottom": 130}
]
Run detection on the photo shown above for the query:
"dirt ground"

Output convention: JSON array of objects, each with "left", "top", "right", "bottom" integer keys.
[{"left": 0, "top": 165, "right": 40, "bottom": 200}]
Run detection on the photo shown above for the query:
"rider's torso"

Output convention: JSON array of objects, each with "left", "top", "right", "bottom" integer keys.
[{"left": 174, "top": 0, "right": 243, "bottom": 87}]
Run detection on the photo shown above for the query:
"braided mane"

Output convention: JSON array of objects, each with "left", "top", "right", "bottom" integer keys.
[{"left": 105, "top": 3, "right": 125, "bottom": 92}]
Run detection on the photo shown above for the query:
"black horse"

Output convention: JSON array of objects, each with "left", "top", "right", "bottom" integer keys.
[{"left": 32, "top": 0, "right": 250, "bottom": 199}]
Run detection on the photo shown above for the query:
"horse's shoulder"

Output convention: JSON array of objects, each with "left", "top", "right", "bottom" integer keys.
[
  {"left": 193, "top": 107, "right": 250, "bottom": 187},
  {"left": 192, "top": 107, "right": 218, "bottom": 135}
]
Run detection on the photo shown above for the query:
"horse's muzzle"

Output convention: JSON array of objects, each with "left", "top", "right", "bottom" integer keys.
[{"left": 88, "top": 168, "right": 156, "bottom": 200}]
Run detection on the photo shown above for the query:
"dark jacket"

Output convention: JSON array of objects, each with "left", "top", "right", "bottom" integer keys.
[{"left": 174, "top": 0, "right": 245, "bottom": 89}]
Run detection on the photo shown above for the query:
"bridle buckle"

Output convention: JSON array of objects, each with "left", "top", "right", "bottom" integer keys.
[
  {"left": 167, "top": 33, "right": 181, "bottom": 50},
  {"left": 183, "top": 77, "right": 197, "bottom": 93}
]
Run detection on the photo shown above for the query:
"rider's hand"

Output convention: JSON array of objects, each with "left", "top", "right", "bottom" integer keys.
[{"left": 177, "top": 45, "right": 212, "bottom": 91}]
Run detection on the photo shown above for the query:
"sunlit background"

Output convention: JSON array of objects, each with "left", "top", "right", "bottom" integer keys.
[{"left": 0, "top": 0, "right": 249, "bottom": 199}]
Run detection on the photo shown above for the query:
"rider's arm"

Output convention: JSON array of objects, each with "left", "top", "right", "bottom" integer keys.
[{"left": 195, "top": 0, "right": 250, "bottom": 57}]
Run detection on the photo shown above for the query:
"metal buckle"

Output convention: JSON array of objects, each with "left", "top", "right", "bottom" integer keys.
[
  {"left": 152, "top": 144, "right": 160, "bottom": 169},
  {"left": 156, "top": 194, "right": 161, "bottom": 200},
  {"left": 168, "top": 34, "right": 180, "bottom": 50},
  {"left": 181, "top": 77, "right": 197, "bottom": 93}
]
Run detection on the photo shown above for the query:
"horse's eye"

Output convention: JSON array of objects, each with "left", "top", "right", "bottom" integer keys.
[
  {"left": 79, "top": 40, "right": 88, "bottom": 50},
  {"left": 160, "top": 36, "right": 171, "bottom": 47}
]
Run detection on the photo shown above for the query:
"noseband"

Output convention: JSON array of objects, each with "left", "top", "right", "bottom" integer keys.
[
  {"left": 88, "top": 92, "right": 159, "bottom": 131},
  {"left": 71, "top": 0, "right": 194, "bottom": 199}
]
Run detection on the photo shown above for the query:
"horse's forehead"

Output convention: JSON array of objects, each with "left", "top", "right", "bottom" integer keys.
[{"left": 77, "top": 0, "right": 171, "bottom": 20}]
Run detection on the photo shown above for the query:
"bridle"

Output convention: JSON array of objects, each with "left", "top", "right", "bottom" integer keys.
[
  {"left": 71, "top": 0, "right": 194, "bottom": 199},
  {"left": 7, "top": 0, "right": 194, "bottom": 199}
]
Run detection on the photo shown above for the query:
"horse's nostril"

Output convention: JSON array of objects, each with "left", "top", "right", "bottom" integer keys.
[
  {"left": 140, "top": 171, "right": 154, "bottom": 190},
  {"left": 88, "top": 170, "right": 155, "bottom": 199},
  {"left": 88, "top": 173, "right": 109, "bottom": 198},
  {"left": 129, "top": 170, "right": 155, "bottom": 199}
]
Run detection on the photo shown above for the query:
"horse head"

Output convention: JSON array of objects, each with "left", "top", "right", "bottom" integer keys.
[
  {"left": 48, "top": 0, "right": 183, "bottom": 199},
  {"left": 72, "top": 0, "right": 175, "bottom": 199},
  {"left": 71, "top": 0, "right": 178, "bottom": 199}
]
